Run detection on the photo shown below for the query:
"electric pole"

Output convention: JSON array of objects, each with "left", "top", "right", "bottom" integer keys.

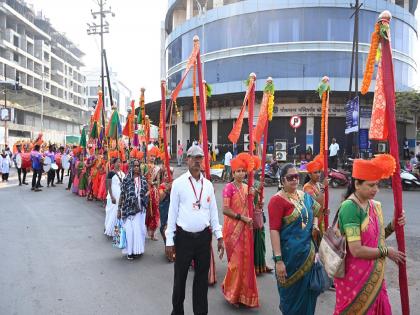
[
  {"left": 87, "top": 0, "right": 115, "bottom": 127},
  {"left": 349, "top": 0, "right": 362, "bottom": 157}
]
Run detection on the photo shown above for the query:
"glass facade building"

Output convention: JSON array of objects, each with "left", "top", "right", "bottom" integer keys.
[{"left": 163, "top": 0, "right": 418, "bottom": 157}]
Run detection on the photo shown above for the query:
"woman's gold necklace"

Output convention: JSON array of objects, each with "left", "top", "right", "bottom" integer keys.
[
  {"left": 283, "top": 189, "right": 309, "bottom": 229},
  {"left": 233, "top": 181, "right": 246, "bottom": 206}
]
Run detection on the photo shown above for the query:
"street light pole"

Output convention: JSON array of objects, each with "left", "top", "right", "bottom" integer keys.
[
  {"left": 3, "top": 63, "right": 7, "bottom": 147},
  {"left": 195, "top": 0, "right": 208, "bottom": 76},
  {"left": 87, "top": 0, "right": 114, "bottom": 127}
]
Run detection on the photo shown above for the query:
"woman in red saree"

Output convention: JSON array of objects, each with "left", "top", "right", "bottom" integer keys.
[
  {"left": 221, "top": 153, "right": 259, "bottom": 308},
  {"left": 145, "top": 147, "right": 161, "bottom": 241},
  {"left": 334, "top": 154, "right": 406, "bottom": 314}
]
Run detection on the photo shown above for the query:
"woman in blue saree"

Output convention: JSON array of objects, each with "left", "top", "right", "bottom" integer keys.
[{"left": 268, "top": 163, "right": 320, "bottom": 314}]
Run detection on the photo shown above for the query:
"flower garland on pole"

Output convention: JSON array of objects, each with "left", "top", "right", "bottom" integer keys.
[
  {"left": 316, "top": 76, "right": 330, "bottom": 228},
  {"left": 361, "top": 11, "right": 409, "bottom": 315},
  {"left": 253, "top": 77, "right": 275, "bottom": 205},
  {"left": 160, "top": 80, "right": 172, "bottom": 182}
]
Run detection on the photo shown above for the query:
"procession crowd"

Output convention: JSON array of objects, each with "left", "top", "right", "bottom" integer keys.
[{"left": 2, "top": 138, "right": 407, "bottom": 315}]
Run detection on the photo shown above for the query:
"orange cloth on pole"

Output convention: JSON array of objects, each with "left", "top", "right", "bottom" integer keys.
[{"left": 369, "top": 62, "right": 388, "bottom": 141}]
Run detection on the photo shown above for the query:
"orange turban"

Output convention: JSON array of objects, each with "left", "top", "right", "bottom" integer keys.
[
  {"left": 148, "top": 146, "right": 160, "bottom": 157},
  {"left": 109, "top": 150, "right": 119, "bottom": 159},
  {"left": 352, "top": 154, "right": 396, "bottom": 181},
  {"left": 231, "top": 153, "right": 261, "bottom": 172},
  {"left": 307, "top": 154, "right": 324, "bottom": 173},
  {"left": 130, "top": 148, "right": 144, "bottom": 160}
]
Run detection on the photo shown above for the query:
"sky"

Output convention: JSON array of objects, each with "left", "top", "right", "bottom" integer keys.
[
  {"left": 27, "top": 0, "right": 420, "bottom": 102},
  {"left": 27, "top": 0, "right": 168, "bottom": 102}
]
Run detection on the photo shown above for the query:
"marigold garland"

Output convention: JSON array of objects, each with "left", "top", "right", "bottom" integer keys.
[
  {"left": 320, "top": 91, "right": 327, "bottom": 153},
  {"left": 193, "top": 61, "right": 198, "bottom": 125},
  {"left": 268, "top": 94, "right": 274, "bottom": 121},
  {"left": 361, "top": 23, "right": 380, "bottom": 95}
]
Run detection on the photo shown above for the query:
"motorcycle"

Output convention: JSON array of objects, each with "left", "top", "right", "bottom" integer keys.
[
  {"left": 342, "top": 157, "right": 354, "bottom": 173},
  {"left": 329, "top": 168, "right": 351, "bottom": 188},
  {"left": 255, "top": 163, "right": 280, "bottom": 186},
  {"left": 401, "top": 169, "right": 420, "bottom": 190}
]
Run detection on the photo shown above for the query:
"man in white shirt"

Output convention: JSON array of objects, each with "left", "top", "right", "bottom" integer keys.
[
  {"left": 166, "top": 145, "right": 224, "bottom": 315},
  {"left": 223, "top": 149, "right": 233, "bottom": 181},
  {"left": 329, "top": 138, "right": 340, "bottom": 169}
]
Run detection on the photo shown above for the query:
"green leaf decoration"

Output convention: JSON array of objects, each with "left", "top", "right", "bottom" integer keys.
[
  {"left": 206, "top": 83, "right": 212, "bottom": 98},
  {"left": 264, "top": 82, "right": 275, "bottom": 95},
  {"left": 316, "top": 80, "right": 331, "bottom": 99}
]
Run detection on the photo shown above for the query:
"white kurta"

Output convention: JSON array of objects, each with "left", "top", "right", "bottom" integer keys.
[
  {"left": 104, "top": 171, "right": 125, "bottom": 236},
  {"left": 0, "top": 155, "right": 11, "bottom": 173}
]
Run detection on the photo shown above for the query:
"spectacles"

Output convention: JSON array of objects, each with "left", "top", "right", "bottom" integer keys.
[{"left": 285, "top": 174, "right": 299, "bottom": 181}]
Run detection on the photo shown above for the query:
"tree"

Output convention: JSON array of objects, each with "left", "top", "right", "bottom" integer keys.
[{"left": 395, "top": 91, "right": 420, "bottom": 116}]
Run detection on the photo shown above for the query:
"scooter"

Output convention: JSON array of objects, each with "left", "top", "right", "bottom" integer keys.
[
  {"left": 329, "top": 168, "right": 351, "bottom": 188},
  {"left": 401, "top": 169, "right": 420, "bottom": 190}
]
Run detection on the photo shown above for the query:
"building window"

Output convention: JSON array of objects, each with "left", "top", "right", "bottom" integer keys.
[
  {"left": 89, "top": 86, "right": 97, "bottom": 96},
  {"left": 13, "top": 52, "right": 19, "bottom": 62},
  {"left": 13, "top": 35, "right": 19, "bottom": 47}
]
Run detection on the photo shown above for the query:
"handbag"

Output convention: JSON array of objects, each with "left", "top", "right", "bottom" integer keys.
[
  {"left": 309, "top": 258, "right": 332, "bottom": 293},
  {"left": 253, "top": 208, "right": 264, "bottom": 229},
  {"left": 319, "top": 208, "right": 346, "bottom": 278}
]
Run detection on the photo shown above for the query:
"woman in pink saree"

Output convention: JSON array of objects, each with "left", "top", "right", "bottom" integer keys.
[
  {"left": 335, "top": 154, "right": 406, "bottom": 315},
  {"left": 221, "top": 153, "right": 259, "bottom": 308}
]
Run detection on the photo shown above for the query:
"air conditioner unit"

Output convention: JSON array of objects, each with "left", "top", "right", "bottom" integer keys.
[
  {"left": 244, "top": 143, "right": 250, "bottom": 151},
  {"left": 275, "top": 140, "right": 287, "bottom": 151},
  {"left": 378, "top": 143, "right": 386, "bottom": 153},
  {"left": 275, "top": 151, "right": 287, "bottom": 161},
  {"left": 244, "top": 133, "right": 250, "bottom": 143}
]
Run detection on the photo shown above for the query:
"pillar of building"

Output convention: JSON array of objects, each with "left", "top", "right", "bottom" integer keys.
[
  {"left": 176, "top": 111, "right": 190, "bottom": 150},
  {"left": 406, "top": 121, "right": 417, "bottom": 151},
  {"left": 172, "top": 9, "right": 186, "bottom": 29},
  {"left": 213, "top": 0, "right": 224, "bottom": 8},
  {"left": 211, "top": 119, "right": 218, "bottom": 149},
  {"left": 186, "top": 0, "right": 194, "bottom": 19}
]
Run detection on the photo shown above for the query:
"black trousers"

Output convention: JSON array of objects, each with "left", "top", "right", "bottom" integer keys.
[
  {"left": 67, "top": 170, "right": 73, "bottom": 189},
  {"left": 1, "top": 173, "right": 9, "bottom": 181},
  {"left": 32, "top": 169, "right": 42, "bottom": 188},
  {"left": 17, "top": 168, "right": 27, "bottom": 184},
  {"left": 329, "top": 155, "right": 338, "bottom": 170},
  {"left": 47, "top": 169, "right": 55, "bottom": 186},
  {"left": 171, "top": 228, "right": 211, "bottom": 315},
  {"left": 56, "top": 169, "right": 64, "bottom": 183}
]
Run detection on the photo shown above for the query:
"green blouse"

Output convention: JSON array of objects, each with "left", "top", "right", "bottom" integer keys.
[{"left": 338, "top": 199, "right": 368, "bottom": 242}]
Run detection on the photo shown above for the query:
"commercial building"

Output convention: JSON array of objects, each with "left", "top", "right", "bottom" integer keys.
[
  {"left": 0, "top": 0, "right": 88, "bottom": 147},
  {"left": 161, "top": 0, "right": 418, "bottom": 159}
]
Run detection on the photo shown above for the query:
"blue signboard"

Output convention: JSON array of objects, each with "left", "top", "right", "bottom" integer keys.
[
  {"left": 359, "top": 129, "right": 369, "bottom": 150},
  {"left": 345, "top": 96, "right": 359, "bottom": 134}
]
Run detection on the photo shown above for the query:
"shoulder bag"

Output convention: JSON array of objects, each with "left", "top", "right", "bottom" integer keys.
[{"left": 319, "top": 208, "right": 346, "bottom": 278}]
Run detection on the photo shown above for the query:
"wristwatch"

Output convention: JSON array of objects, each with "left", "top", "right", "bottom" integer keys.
[{"left": 273, "top": 255, "right": 283, "bottom": 263}]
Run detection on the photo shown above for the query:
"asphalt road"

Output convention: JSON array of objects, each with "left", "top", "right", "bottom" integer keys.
[{"left": 0, "top": 167, "right": 419, "bottom": 315}]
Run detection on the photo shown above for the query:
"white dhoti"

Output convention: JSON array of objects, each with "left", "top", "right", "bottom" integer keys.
[
  {"left": 122, "top": 211, "right": 146, "bottom": 255},
  {"left": 104, "top": 198, "right": 118, "bottom": 237}
]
